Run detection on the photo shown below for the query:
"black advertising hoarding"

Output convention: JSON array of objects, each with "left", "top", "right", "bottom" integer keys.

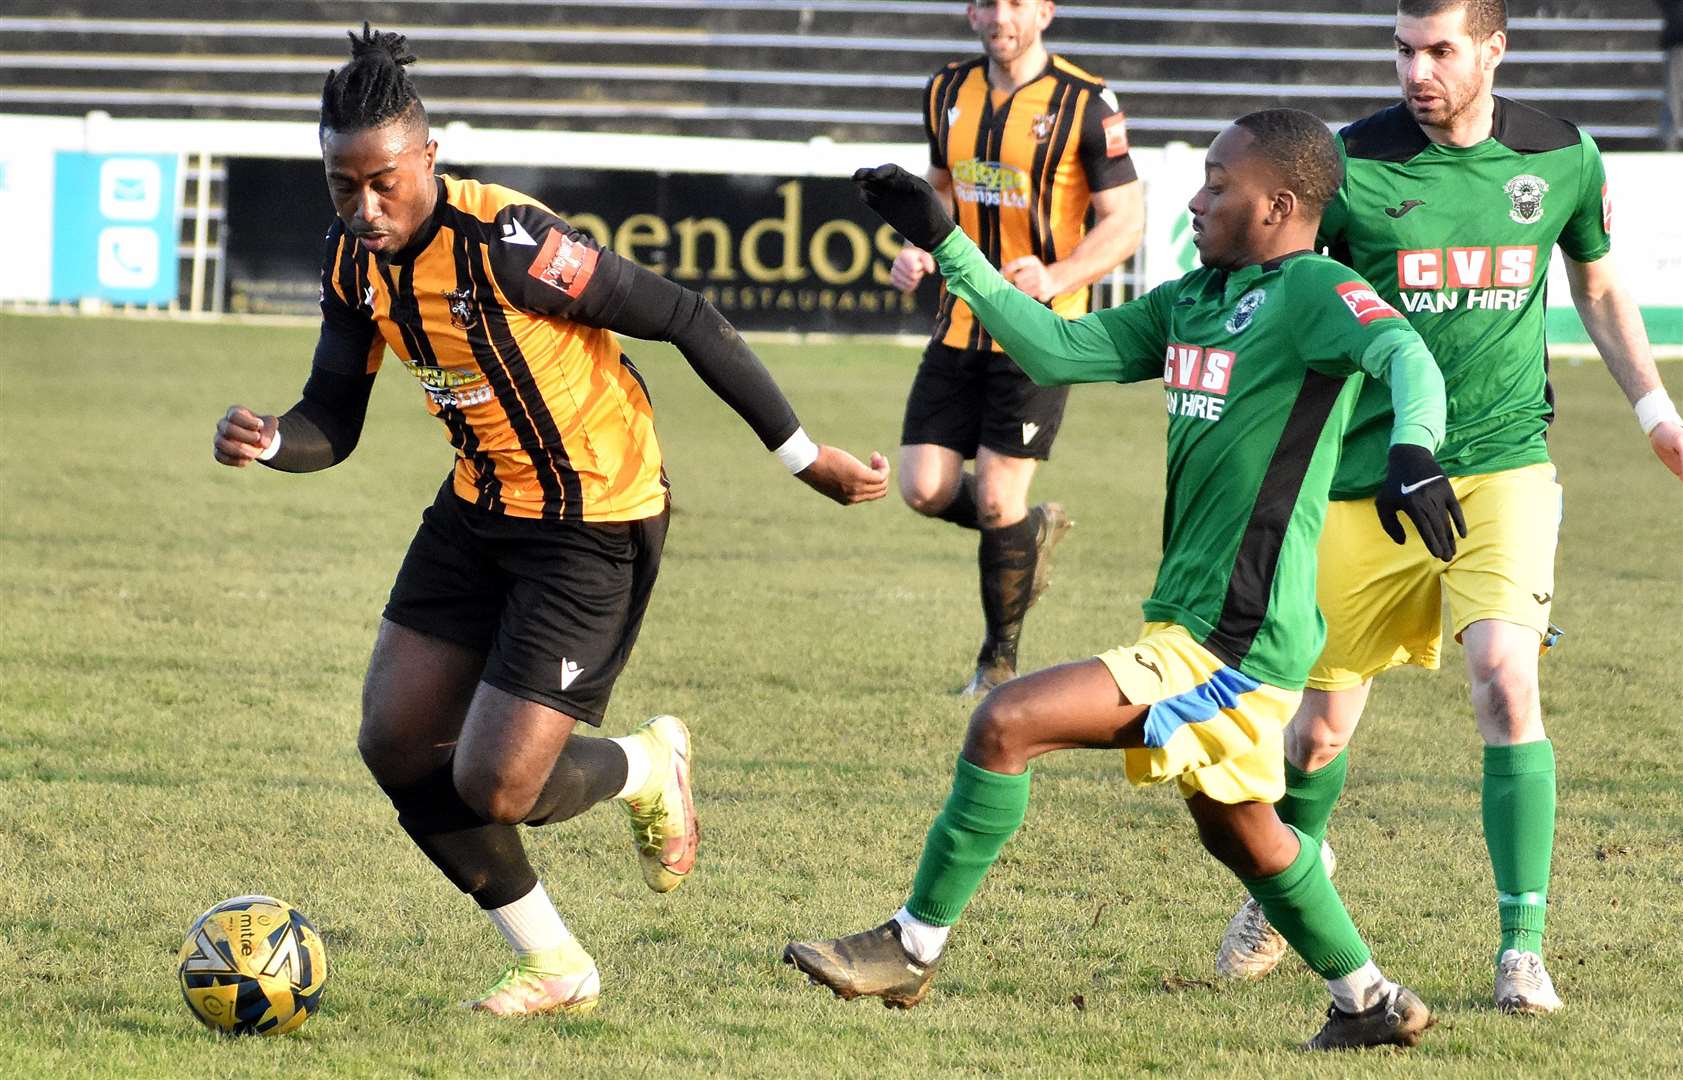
[{"left": 225, "top": 159, "right": 936, "bottom": 334}]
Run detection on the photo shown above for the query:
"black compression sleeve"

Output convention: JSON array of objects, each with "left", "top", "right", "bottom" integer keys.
[
  {"left": 592, "top": 259, "right": 801, "bottom": 449},
  {"left": 260, "top": 367, "right": 376, "bottom": 473}
]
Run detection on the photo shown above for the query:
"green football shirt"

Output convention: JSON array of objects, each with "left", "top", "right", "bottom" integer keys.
[
  {"left": 1321, "top": 97, "right": 1611, "bottom": 498},
  {"left": 932, "top": 229, "right": 1447, "bottom": 690}
]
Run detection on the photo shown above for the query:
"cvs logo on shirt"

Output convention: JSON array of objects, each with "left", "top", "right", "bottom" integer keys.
[
  {"left": 1395, "top": 246, "right": 1536, "bottom": 290},
  {"left": 1163, "top": 343, "right": 1236, "bottom": 422}
]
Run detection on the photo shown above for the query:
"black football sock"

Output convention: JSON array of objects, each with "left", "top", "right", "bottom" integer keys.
[
  {"left": 380, "top": 760, "right": 537, "bottom": 910},
  {"left": 523, "top": 735, "right": 629, "bottom": 827},
  {"left": 977, "top": 507, "right": 1042, "bottom": 668},
  {"left": 935, "top": 472, "right": 981, "bottom": 530}
]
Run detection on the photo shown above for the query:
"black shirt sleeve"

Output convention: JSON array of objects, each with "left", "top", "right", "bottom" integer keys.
[
  {"left": 487, "top": 203, "right": 801, "bottom": 450},
  {"left": 261, "top": 223, "right": 380, "bottom": 472},
  {"left": 1076, "top": 86, "right": 1138, "bottom": 193}
]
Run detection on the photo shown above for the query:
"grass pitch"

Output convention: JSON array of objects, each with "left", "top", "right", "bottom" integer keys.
[{"left": 1, "top": 313, "right": 1680, "bottom": 1078}]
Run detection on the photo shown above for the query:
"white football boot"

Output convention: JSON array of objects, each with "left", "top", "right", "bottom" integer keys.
[
  {"left": 1495, "top": 949, "right": 1562, "bottom": 1015},
  {"left": 1216, "top": 840, "right": 1336, "bottom": 980}
]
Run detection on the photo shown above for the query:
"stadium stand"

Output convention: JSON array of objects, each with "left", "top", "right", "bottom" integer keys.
[{"left": 0, "top": 0, "right": 1665, "bottom": 148}]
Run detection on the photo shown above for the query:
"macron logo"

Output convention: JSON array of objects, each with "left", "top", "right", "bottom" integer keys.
[
  {"left": 1022, "top": 421, "right": 1040, "bottom": 445},
  {"left": 501, "top": 219, "right": 537, "bottom": 246},
  {"left": 560, "top": 658, "right": 584, "bottom": 690}
]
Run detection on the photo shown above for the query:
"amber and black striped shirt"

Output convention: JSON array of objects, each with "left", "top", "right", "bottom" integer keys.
[
  {"left": 316, "top": 175, "right": 675, "bottom": 523},
  {"left": 925, "top": 55, "right": 1137, "bottom": 352}
]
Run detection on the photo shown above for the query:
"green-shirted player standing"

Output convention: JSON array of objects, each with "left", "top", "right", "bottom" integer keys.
[
  {"left": 784, "top": 109, "right": 1464, "bottom": 1051},
  {"left": 1216, "top": 0, "right": 1683, "bottom": 1015}
]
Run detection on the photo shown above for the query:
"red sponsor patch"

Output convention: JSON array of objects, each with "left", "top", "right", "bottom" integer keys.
[
  {"left": 1601, "top": 181, "right": 1612, "bottom": 235},
  {"left": 1102, "top": 111, "right": 1129, "bottom": 158},
  {"left": 1162, "top": 343, "right": 1237, "bottom": 394},
  {"left": 1336, "top": 281, "right": 1402, "bottom": 325},
  {"left": 527, "top": 229, "right": 599, "bottom": 298}
]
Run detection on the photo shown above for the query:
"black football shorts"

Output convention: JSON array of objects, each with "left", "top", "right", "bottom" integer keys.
[
  {"left": 383, "top": 480, "right": 669, "bottom": 725},
  {"left": 899, "top": 342, "right": 1071, "bottom": 460}
]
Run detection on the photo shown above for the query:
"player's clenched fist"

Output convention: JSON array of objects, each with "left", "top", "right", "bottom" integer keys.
[
  {"left": 213, "top": 405, "right": 279, "bottom": 467},
  {"left": 890, "top": 245, "right": 937, "bottom": 294},
  {"left": 853, "top": 164, "right": 955, "bottom": 252}
]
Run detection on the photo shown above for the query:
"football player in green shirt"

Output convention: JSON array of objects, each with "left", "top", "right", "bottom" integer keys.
[
  {"left": 785, "top": 109, "right": 1462, "bottom": 1051},
  {"left": 1215, "top": 1, "right": 1683, "bottom": 1016}
]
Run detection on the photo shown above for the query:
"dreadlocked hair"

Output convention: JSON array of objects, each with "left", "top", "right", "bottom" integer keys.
[{"left": 319, "top": 23, "right": 426, "bottom": 135}]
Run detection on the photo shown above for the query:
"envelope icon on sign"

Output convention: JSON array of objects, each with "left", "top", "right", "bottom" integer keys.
[{"left": 99, "top": 158, "right": 162, "bottom": 220}]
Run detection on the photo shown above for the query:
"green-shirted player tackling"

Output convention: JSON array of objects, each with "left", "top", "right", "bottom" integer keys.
[
  {"left": 1216, "top": 1, "right": 1683, "bottom": 1015},
  {"left": 785, "top": 110, "right": 1463, "bottom": 1051}
]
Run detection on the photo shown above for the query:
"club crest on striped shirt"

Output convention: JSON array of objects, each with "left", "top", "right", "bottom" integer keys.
[
  {"left": 443, "top": 288, "right": 478, "bottom": 331},
  {"left": 1031, "top": 113, "right": 1055, "bottom": 141}
]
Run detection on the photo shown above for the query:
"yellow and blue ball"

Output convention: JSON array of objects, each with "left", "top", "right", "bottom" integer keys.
[{"left": 176, "top": 895, "right": 327, "bottom": 1035}]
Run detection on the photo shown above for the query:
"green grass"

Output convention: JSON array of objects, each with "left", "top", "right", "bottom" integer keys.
[{"left": 1, "top": 313, "right": 1680, "bottom": 1078}]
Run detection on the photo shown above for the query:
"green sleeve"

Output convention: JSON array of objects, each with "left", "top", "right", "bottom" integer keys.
[
  {"left": 1559, "top": 129, "right": 1611, "bottom": 264},
  {"left": 1357, "top": 330, "right": 1446, "bottom": 450},
  {"left": 932, "top": 230, "right": 1165, "bottom": 385},
  {"left": 1292, "top": 258, "right": 1444, "bottom": 448}
]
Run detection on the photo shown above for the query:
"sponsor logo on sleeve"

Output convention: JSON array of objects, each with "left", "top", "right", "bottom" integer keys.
[
  {"left": 1336, "top": 281, "right": 1402, "bottom": 325},
  {"left": 1601, "top": 181, "right": 1612, "bottom": 236},
  {"left": 527, "top": 230, "right": 599, "bottom": 298},
  {"left": 1102, "top": 111, "right": 1129, "bottom": 158}
]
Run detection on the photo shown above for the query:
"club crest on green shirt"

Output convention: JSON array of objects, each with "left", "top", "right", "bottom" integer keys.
[
  {"left": 1224, "top": 288, "right": 1267, "bottom": 334},
  {"left": 1503, "top": 174, "right": 1550, "bottom": 224}
]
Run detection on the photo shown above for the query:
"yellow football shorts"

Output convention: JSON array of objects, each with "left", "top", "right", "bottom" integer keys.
[
  {"left": 1096, "top": 623, "right": 1301, "bottom": 805},
  {"left": 1309, "top": 462, "right": 1562, "bottom": 691}
]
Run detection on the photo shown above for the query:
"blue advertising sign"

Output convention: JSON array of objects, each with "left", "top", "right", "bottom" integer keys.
[{"left": 51, "top": 152, "right": 180, "bottom": 304}]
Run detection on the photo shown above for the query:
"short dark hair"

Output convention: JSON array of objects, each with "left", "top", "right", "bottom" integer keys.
[
  {"left": 1397, "top": 0, "right": 1507, "bottom": 41},
  {"left": 1231, "top": 108, "right": 1344, "bottom": 215},
  {"left": 319, "top": 23, "right": 427, "bottom": 136}
]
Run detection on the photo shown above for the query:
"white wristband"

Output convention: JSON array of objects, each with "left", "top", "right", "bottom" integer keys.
[
  {"left": 772, "top": 426, "right": 820, "bottom": 473},
  {"left": 1634, "top": 388, "right": 1682, "bottom": 436},
  {"left": 256, "top": 428, "right": 283, "bottom": 461}
]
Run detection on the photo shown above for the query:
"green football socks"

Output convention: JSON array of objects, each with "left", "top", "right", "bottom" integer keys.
[
  {"left": 1483, "top": 739, "right": 1555, "bottom": 959},
  {"left": 1242, "top": 825, "right": 1372, "bottom": 979},
  {"left": 905, "top": 756, "right": 1032, "bottom": 927},
  {"left": 1275, "top": 748, "right": 1350, "bottom": 845}
]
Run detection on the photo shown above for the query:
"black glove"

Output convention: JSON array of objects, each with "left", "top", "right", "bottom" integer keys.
[
  {"left": 852, "top": 164, "right": 956, "bottom": 251},
  {"left": 1375, "top": 443, "right": 1467, "bottom": 562}
]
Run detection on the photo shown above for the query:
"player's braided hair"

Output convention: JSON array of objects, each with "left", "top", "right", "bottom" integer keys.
[
  {"left": 1231, "top": 108, "right": 1343, "bottom": 215},
  {"left": 319, "top": 23, "right": 426, "bottom": 134},
  {"left": 1397, "top": 0, "right": 1507, "bottom": 41}
]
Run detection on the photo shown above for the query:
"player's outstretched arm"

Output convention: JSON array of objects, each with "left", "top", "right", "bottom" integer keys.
[
  {"left": 1564, "top": 253, "right": 1683, "bottom": 481},
  {"left": 795, "top": 445, "right": 891, "bottom": 505},
  {"left": 853, "top": 164, "right": 1147, "bottom": 386}
]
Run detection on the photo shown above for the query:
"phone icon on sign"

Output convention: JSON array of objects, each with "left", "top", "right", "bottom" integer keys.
[
  {"left": 99, "top": 158, "right": 162, "bottom": 220},
  {"left": 97, "top": 226, "right": 160, "bottom": 288}
]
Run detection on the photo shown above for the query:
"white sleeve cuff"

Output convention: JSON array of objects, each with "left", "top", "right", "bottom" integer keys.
[
  {"left": 256, "top": 429, "right": 283, "bottom": 461},
  {"left": 1634, "top": 388, "right": 1682, "bottom": 436},
  {"left": 772, "top": 426, "right": 820, "bottom": 473}
]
